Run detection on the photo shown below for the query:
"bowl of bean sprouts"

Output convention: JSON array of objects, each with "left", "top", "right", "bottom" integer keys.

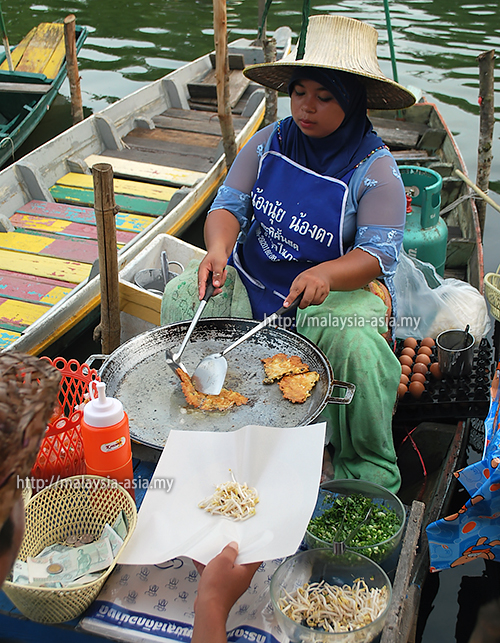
[
  {"left": 270, "top": 548, "right": 391, "bottom": 642},
  {"left": 305, "top": 479, "right": 405, "bottom": 564}
]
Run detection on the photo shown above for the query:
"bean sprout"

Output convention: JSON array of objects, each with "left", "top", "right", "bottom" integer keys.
[
  {"left": 198, "top": 469, "right": 259, "bottom": 521},
  {"left": 278, "top": 579, "right": 388, "bottom": 632}
]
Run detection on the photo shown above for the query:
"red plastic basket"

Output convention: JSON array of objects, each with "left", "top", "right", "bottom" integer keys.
[{"left": 31, "top": 357, "right": 100, "bottom": 489}]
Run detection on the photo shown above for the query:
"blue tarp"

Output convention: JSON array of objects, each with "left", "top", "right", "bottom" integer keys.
[{"left": 426, "top": 363, "right": 500, "bottom": 571}]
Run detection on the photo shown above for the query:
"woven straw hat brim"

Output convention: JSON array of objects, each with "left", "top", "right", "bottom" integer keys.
[
  {"left": 244, "top": 61, "right": 415, "bottom": 110},
  {"left": 243, "top": 15, "right": 415, "bottom": 110},
  {"left": 0, "top": 353, "right": 60, "bottom": 529}
]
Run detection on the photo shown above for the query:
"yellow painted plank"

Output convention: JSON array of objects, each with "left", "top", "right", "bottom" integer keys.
[
  {"left": 15, "top": 23, "right": 64, "bottom": 76},
  {"left": 12, "top": 214, "right": 71, "bottom": 233},
  {"left": 85, "top": 154, "right": 205, "bottom": 188},
  {"left": 0, "top": 26, "right": 37, "bottom": 70},
  {"left": 0, "top": 299, "right": 50, "bottom": 327},
  {"left": 40, "top": 286, "right": 72, "bottom": 305},
  {"left": 0, "top": 329, "right": 22, "bottom": 349},
  {"left": 0, "top": 249, "right": 90, "bottom": 284},
  {"left": 56, "top": 173, "right": 177, "bottom": 202},
  {"left": 42, "top": 34, "right": 66, "bottom": 80},
  {"left": 0, "top": 231, "right": 53, "bottom": 253}
]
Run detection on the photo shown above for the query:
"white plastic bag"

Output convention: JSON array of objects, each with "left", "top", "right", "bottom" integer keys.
[{"left": 394, "top": 251, "right": 491, "bottom": 341}]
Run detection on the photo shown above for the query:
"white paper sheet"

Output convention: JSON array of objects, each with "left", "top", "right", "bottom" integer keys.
[{"left": 120, "top": 422, "right": 326, "bottom": 565}]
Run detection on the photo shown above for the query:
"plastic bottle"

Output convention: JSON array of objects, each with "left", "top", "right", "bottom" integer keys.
[{"left": 81, "top": 381, "right": 135, "bottom": 499}]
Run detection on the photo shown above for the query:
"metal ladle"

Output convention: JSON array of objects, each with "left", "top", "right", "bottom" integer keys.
[
  {"left": 192, "top": 294, "right": 303, "bottom": 395},
  {"left": 165, "top": 274, "right": 215, "bottom": 375}
]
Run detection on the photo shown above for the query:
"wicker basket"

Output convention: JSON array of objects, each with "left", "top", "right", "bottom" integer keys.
[
  {"left": 485, "top": 264, "right": 500, "bottom": 322},
  {"left": 3, "top": 475, "right": 137, "bottom": 624}
]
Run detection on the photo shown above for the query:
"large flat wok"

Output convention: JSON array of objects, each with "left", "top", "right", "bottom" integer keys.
[{"left": 98, "top": 318, "right": 355, "bottom": 450}]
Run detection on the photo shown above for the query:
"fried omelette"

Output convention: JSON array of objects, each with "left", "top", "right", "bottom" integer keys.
[
  {"left": 176, "top": 368, "right": 248, "bottom": 411},
  {"left": 261, "top": 352, "right": 309, "bottom": 384},
  {"left": 278, "top": 371, "right": 320, "bottom": 404}
]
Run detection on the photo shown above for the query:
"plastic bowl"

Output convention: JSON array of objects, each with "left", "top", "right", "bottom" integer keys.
[
  {"left": 270, "top": 548, "right": 392, "bottom": 643},
  {"left": 305, "top": 479, "right": 405, "bottom": 563}
]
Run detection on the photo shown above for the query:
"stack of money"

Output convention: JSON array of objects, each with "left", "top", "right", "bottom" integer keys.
[{"left": 11, "top": 511, "right": 127, "bottom": 588}]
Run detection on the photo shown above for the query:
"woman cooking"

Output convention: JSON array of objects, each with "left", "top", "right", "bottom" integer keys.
[{"left": 161, "top": 14, "right": 415, "bottom": 493}]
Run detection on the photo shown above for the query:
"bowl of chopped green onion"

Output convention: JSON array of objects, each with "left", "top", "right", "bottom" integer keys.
[
  {"left": 270, "top": 548, "right": 391, "bottom": 642},
  {"left": 305, "top": 479, "right": 405, "bottom": 564}
]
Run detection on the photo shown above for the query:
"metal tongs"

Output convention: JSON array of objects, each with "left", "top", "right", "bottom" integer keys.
[{"left": 331, "top": 504, "right": 373, "bottom": 555}]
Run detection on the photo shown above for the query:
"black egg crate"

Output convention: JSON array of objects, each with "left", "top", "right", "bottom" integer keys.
[{"left": 394, "top": 338, "right": 493, "bottom": 422}]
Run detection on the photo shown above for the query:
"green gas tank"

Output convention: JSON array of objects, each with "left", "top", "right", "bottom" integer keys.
[{"left": 400, "top": 165, "right": 448, "bottom": 276}]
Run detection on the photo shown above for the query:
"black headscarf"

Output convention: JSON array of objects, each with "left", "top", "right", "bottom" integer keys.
[{"left": 279, "top": 68, "right": 384, "bottom": 179}]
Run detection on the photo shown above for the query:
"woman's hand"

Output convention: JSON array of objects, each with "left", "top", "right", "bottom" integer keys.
[
  {"left": 284, "top": 264, "right": 331, "bottom": 309},
  {"left": 198, "top": 252, "right": 228, "bottom": 299},
  {"left": 191, "top": 542, "right": 261, "bottom": 643}
]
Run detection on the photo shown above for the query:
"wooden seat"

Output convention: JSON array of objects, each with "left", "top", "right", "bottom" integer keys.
[{"left": 0, "top": 23, "right": 65, "bottom": 80}]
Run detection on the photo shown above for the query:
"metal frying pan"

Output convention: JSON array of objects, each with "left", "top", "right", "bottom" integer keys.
[{"left": 98, "top": 318, "right": 355, "bottom": 450}]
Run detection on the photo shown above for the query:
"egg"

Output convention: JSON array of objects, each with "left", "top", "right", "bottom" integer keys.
[
  {"left": 412, "top": 362, "right": 428, "bottom": 376},
  {"left": 401, "top": 364, "right": 412, "bottom": 377},
  {"left": 403, "top": 337, "right": 418, "bottom": 349},
  {"left": 401, "top": 347, "right": 415, "bottom": 358},
  {"left": 418, "top": 346, "right": 433, "bottom": 357},
  {"left": 411, "top": 372, "right": 426, "bottom": 384},
  {"left": 398, "top": 383, "right": 408, "bottom": 398},
  {"left": 400, "top": 374, "right": 410, "bottom": 385},
  {"left": 399, "top": 355, "right": 414, "bottom": 368},
  {"left": 430, "top": 362, "right": 442, "bottom": 379},
  {"left": 415, "top": 354, "right": 431, "bottom": 366},
  {"left": 409, "top": 381, "right": 425, "bottom": 399},
  {"left": 421, "top": 337, "right": 435, "bottom": 348}
]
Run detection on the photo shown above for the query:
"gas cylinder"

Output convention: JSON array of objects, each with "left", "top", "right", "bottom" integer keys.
[
  {"left": 400, "top": 165, "right": 448, "bottom": 276},
  {"left": 81, "top": 381, "right": 135, "bottom": 499}
]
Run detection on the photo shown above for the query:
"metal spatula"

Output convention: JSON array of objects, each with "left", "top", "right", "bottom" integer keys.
[
  {"left": 165, "top": 274, "right": 215, "bottom": 375},
  {"left": 192, "top": 293, "right": 303, "bottom": 395}
]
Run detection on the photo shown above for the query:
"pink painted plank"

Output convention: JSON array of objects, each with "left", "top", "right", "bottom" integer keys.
[
  {"left": 17, "top": 200, "right": 97, "bottom": 225},
  {"left": 0, "top": 271, "right": 75, "bottom": 303},
  {"left": 38, "top": 236, "right": 98, "bottom": 263},
  {"left": 10, "top": 213, "right": 136, "bottom": 244}
]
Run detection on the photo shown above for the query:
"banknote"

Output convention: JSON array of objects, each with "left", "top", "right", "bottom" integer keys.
[
  {"left": 112, "top": 510, "right": 128, "bottom": 540},
  {"left": 27, "top": 537, "right": 113, "bottom": 585},
  {"left": 101, "top": 523, "right": 124, "bottom": 557}
]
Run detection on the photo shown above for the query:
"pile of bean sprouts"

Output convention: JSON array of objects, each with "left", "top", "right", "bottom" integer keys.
[
  {"left": 277, "top": 579, "right": 388, "bottom": 632},
  {"left": 198, "top": 470, "right": 259, "bottom": 521}
]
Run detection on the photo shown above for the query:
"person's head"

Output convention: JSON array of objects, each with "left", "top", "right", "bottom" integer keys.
[
  {"left": 0, "top": 352, "right": 60, "bottom": 586},
  {"left": 243, "top": 14, "right": 415, "bottom": 112}
]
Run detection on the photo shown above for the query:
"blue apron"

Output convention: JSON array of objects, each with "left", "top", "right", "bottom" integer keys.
[{"left": 230, "top": 134, "right": 352, "bottom": 320}]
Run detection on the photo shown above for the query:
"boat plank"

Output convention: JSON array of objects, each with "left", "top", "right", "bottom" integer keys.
[
  {"left": 154, "top": 112, "right": 248, "bottom": 134},
  {"left": 99, "top": 146, "right": 216, "bottom": 173},
  {"left": 0, "top": 248, "right": 90, "bottom": 284},
  {"left": 124, "top": 126, "right": 221, "bottom": 148},
  {"left": 10, "top": 213, "right": 136, "bottom": 244},
  {"left": 16, "top": 200, "right": 154, "bottom": 234},
  {"left": 14, "top": 23, "right": 65, "bottom": 77},
  {"left": 0, "top": 230, "right": 99, "bottom": 263},
  {"left": 84, "top": 153, "right": 205, "bottom": 187},
  {"left": 55, "top": 172, "right": 178, "bottom": 202},
  {"left": 0, "top": 297, "right": 51, "bottom": 331},
  {"left": 0, "top": 329, "right": 22, "bottom": 349},
  {"left": 49, "top": 185, "right": 168, "bottom": 217},
  {"left": 187, "top": 68, "right": 250, "bottom": 108},
  {"left": 122, "top": 133, "right": 222, "bottom": 161},
  {"left": 0, "top": 269, "right": 74, "bottom": 301}
]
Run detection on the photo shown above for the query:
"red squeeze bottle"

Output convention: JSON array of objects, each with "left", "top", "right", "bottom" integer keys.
[{"left": 81, "top": 381, "right": 135, "bottom": 499}]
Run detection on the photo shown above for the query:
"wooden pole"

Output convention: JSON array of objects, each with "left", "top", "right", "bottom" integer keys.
[
  {"left": 476, "top": 49, "right": 495, "bottom": 239},
  {"left": 455, "top": 168, "right": 500, "bottom": 215},
  {"left": 64, "top": 14, "right": 84, "bottom": 124},
  {"left": 263, "top": 36, "right": 277, "bottom": 126},
  {"left": 213, "top": 0, "right": 237, "bottom": 169},
  {"left": 0, "top": 3, "right": 13, "bottom": 72},
  {"left": 92, "top": 163, "right": 121, "bottom": 354}
]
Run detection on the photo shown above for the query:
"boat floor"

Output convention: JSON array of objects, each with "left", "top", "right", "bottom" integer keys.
[{"left": 0, "top": 103, "right": 251, "bottom": 350}]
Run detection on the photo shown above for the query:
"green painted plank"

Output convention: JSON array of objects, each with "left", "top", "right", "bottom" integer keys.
[{"left": 49, "top": 185, "right": 168, "bottom": 217}]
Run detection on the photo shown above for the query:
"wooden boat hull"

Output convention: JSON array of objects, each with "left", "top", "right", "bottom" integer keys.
[
  {"left": 0, "top": 29, "right": 291, "bottom": 355},
  {"left": 0, "top": 22, "right": 88, "bottom": 167}
]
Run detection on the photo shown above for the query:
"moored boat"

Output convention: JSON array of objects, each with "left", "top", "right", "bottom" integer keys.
[
  {"left": 0, "top": 27, "right": 292, "bottom": 356},
  {"left": 0, "top": 18, "right": 87, "bottom": 168}
]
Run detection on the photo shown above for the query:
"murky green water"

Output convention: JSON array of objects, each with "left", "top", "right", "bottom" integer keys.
[{"left": 1, "top": 1, "right": 499, "bottom": 639}]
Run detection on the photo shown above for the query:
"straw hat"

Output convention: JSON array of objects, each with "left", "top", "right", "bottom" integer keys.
[
  {"left": 0, "top": 352, "right": 60, "bottom": 530},
  {"left": 244, "top": 15, "right": 415, "bottom": 110}
]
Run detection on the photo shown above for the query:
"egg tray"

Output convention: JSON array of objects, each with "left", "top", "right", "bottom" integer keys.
[{"left": 393, "top": 337, "right": 494, "bottom": 422}]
